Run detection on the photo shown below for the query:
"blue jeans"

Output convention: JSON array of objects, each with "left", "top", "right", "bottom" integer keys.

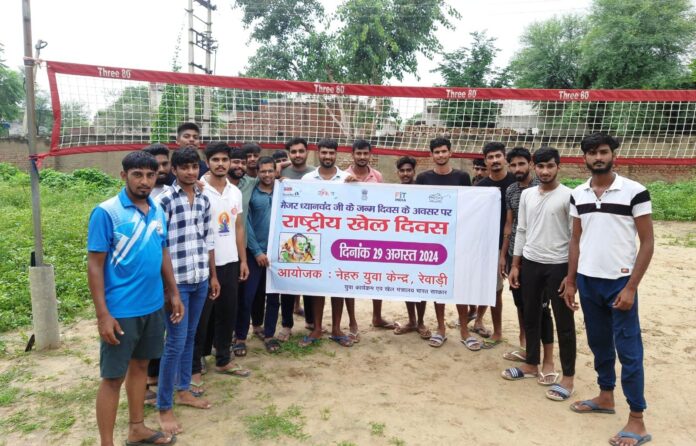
[
  {"left": 157, "top": 281, "right": 208, "bottom": 410},
  {"left": 577, "top": 274, "right": 646, "bottom": 412}
]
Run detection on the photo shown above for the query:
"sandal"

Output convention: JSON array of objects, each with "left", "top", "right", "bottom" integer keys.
[
  {"left": 298, "top": 336, "right": 320, "bottom": 347},
  {"left": 125, "top": 431, "right": 176, "bottom": 445},
  {"left": 503, "top": 350, "right": 526, "bottom": 362},
  {"left": 417, "top": 326, "right": 432, "bottom": 340},
  {"left": 393, "top": 322, "right": 417, "bottom": 335},
  {"left": 461, "top": 336, "right": 482, "bottom": 351},
  {"left": 481, "top": 338, "right": 503, "bottom": 349},
  {"left": 232, "top": 342, "right": 247, "bottom": 357},
  {"left": 264, "top": 338, "right": 281, "bottom": 353},
  {"left": 329, "top": 335, "right": 353, "bottom": 347},
  {"left": 428, "top": 333, "right": 447, "bottom": 348},
  {"left": 537, "top": 371, "right": 560, "bottom": 386},
  {"left": 215, "top": 363, "right": 250, "bottom": 377},
  {"left": 348, "top": 330, "right": 361, "bottom": 343},
  {"left": 277, "top": 327, "right": 291, "bottom": 342},
  {"left": 546, "top": 384, "right": 574, "bottom": 401},
  {"left": 501, "top": 367, "right": 538, "bottom": 381},
  {"left": 471, "top": 326, "right": 492, "bottom": 338},
  {"left": 190, "top": 381, "right": 205, "bottom": 397}
]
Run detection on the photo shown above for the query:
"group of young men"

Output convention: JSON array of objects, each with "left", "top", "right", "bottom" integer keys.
[{"left": 89, "top": 123, "right": 653, "bottom": 446}]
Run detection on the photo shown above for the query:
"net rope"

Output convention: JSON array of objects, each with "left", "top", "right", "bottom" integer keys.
[{"left": 45, "top": 61, "right": 696, "bottom": 163}]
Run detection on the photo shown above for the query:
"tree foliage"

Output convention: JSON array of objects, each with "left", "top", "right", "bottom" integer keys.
[
  {"left": 94, "top": 86, "right": 150, "bottom": 134},
  {"left": 0, "top": 44, "right": 24, "bottom": 123}
]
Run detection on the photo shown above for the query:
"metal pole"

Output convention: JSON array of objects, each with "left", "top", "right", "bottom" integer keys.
[
  {"left": 202, "top": 3, "right": 212, "bottom": 136},
  {"left": 22, "top": 0, "right": 61, "bottom": 350},
  {"left": 22, "top": 0, "right": 44, "bottom": 266},
  {"left": 187, "top": 0, "right": 196, "bottom": 122}
]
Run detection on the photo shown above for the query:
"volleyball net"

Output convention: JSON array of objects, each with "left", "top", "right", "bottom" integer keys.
[{"left": 43, "top": 61, "right": 696, "bottom": 164}]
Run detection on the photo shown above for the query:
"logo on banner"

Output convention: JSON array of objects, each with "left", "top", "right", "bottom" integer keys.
[
  {"left": 429, "top": 193, "right": 444, "bottom": 203},
  {"left": 395, "top": 192, "right": 407, "bottom": 202},
  {"left": 283, "top": 186, "right": 299, "bottom": 197},
  {"left": 361, "top": 189, "right": 368, "bottom": 201}
]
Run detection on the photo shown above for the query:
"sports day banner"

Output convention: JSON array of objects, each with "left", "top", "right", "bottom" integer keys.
[{"left": 266, "top": 180, "right": 500, "bottom": 305}]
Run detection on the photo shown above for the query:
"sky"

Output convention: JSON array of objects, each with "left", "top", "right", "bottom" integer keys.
[{"left": 2, "top": 0, "right": 595, "bottom": 91}]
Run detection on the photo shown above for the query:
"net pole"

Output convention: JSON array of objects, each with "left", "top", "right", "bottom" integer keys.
[{"left": 23, "top": 0, "right": 61, "bottom": 350}]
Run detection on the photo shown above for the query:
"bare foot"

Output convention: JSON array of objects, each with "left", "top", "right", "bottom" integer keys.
[
  {"left": 175, "top": 390, "right": 212, "bottom": 409},
  {"left": 158, "top": 409, "right": 182, "bottom": 435},
  {"left": 129, "top": 421, "right": 174, "bottom": 445}
]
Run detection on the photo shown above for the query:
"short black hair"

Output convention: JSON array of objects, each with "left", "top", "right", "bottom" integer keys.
[
  {"left": 171, "top": 147, "right": 201, "bottom": 168},
  {"left": 396, "top": 156, "right": 416, "bottom": 169},
  {"left": 241, "top": 143, "right": 261, "bottom": 156},
  {"left": 176, "top": 122, "right": 200, "bottom": 136},
  {"left": 580, "top": 132, "right": 620, "bottom": 153},
  {"left": 142, "top": 143, "right": 169, "bottom": 158},
  {"left": 472, "top": 157, "right": 486, "bottom": 167},
  {"left": 204, "top": 142, "right": 231, "bottom": 160},
  {"left": 272, "top": 150, "right": 288, "bottom": 160},
  {"left": 533, "top": 146, "right": 561, "bottom": 165},
  {"left": 506, "top": 146, "right": 531, "bottom": 163},
  {"left": 316, "top": 138, "right": 338, "bottom": 151},
  {"left": 483, "top": 141, "right": 506, "bottom": 157},
  {"left": 122, "top": 151, "right": 158, "bottom": 172},
  {"left": 352, "top": 139, "right": 371, "bottom": 152},
  {"left": 429, "top": 137, "right": 451, "bottom": 152},
  {"left": 257, "top": 156, "right": 276, "bottom": 169},
  {"left": 285, "top": 137, "right": 308, "bottom": 151},
  {"left": 230, "top": 148, "right": 244, "bottom": 160}
]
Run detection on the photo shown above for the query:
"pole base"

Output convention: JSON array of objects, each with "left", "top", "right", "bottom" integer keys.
[{"left": 29, "top": 265, "right": 61, "bottom": 350}]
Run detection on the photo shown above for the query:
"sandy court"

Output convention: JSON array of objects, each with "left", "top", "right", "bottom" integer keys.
[{"left": 0, "top": 221, "right": 694, "bottom": 445}]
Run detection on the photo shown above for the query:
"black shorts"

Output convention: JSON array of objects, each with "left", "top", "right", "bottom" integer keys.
[{"left": 99, "top": 308, "right": 165, "bottom": 379}]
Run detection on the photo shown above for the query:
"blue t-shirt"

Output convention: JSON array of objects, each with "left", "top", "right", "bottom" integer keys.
[{"left": 87, "top": 188, "right": 167, "bottom": 318}]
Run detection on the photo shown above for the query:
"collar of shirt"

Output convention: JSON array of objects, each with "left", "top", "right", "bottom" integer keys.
[
  {"left": 171, "top": 180, "right": 204, "bottom": 197},
  {"left": 581, "top": 173, "right": 623, "bottom": 191},
  {"left": 346, "top": 165, "right": 381, "bottom": 182},
  {"left": 202, "top": 176, "right": 235, "bottom": 197},
  {"left": 118, "top": 188, "right": 155, "bottom": 215},
  {"left": 309, "top": 168, "right": 346, "bottom": 181}
]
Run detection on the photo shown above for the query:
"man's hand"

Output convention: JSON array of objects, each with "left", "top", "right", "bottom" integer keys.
[
  {"left": 344, "top": 175, "right": 358, "bottom": 183},
  {"left": 612, "top": 286, "right": 636, "bottom": 311},
  {"left": 508, "top": 266, "right": 520, "bottom": 289},
  {"left": 256, "top": 253, "right": 269, "bottom": 268},
  {"left": 168, "top": 292, "right": 185, "bottom": 323},
  {"left": 498, "top": 255, "right": 507, "bottom": 278},
  {"left": 563, "top": 279, "right": 579, "bottom": 312},
  {"left": 239, "top": 261, "right": 250, "bottom": 281},
  {"left": 209, "top": 276, "right": 221, "bottom": 300},
  {"left": 97, "top": 313, "right": 123, "bottom": 345}
]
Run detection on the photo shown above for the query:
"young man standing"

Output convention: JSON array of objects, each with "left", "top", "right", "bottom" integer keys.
[
  {"left": 143, "top": 143, "right": 173, "bottom": 198},
  {"left": 472, "top": 157, "right": 488, "bottom": 185},
  {"left": 345, "top": 139, "right": 395, "bottom": 337},
  {"left": 279, "top": 137, "right": 316, "bottom": 322},
  {"left": 392, "top": 156, "right": 431, "bottom": 340},
  {"left": 243, "top": 157, "right": 296, "bottom": 351},
  {"left": 415, "top": 137, "right": 474, "bottom": 349},
  {"left": 242, "top": 143, "right": 261, "bottom": 179},
  {"left": 300, "top": 139, "right": 353, "bottom": 347},
  {"left": 175, "top": 122, "right": 208, "bottom": 178},
  {"left": 565, "top": 133, "right": 654, "bottom": 446},
  {"left": 505, "top": 147, "right": 576, "bottom": 399},
  {"left": 191, "top": 142, "right": 250, "bottom": 385},
  {"left": 474, "top": 142, "right": 516, "bottom": 348},
  {"left": 156, "top": 147, "right": 220, "bottom": 434},
  {"left": 500, "top": 147, "right": 541, "bottom": 359},
  {"left": 88, "top": 151, "right": 183, "bottom": 446}
]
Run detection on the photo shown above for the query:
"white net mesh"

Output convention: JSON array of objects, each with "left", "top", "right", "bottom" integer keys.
[{"left": 47, "top": 62, "right": 696, "bottom": 160}]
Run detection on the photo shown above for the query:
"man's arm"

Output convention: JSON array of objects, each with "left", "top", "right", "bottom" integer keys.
[
  {"left": 563, "top": 217, "right": 582, "bottom": 311},
  {"left": 509, "top": 194, "right": 528, "bottom": 288},
  {"left": 499, "top": 209, "right": 513, "bottom": 277},
  {"left": 246, "top": 206, "right": 268, "bottom": 267},
  {"left": 161, "top": 248, "right": 184, "bottom": 323},
  {"left": 235, "top": 213, "right": 249, "bottom": 281},
  {"left": 88, "top": 251, "right": 123, "bottom": 345},
  {"left": 613, "top": 214, "right": 654, "bottom": 311},
  {"left": 203, "top": 199, "right": 220, "bottom": 298}
]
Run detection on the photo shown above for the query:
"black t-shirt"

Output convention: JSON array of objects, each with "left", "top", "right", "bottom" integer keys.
[
  {"left": 415, "top": 169, "right": 471, "bottom": 187},
  {"left": 477, "top": 172, "right": 516, "bottom": 249}
]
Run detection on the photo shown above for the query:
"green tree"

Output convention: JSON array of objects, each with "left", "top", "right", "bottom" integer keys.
[
  {"left": 94, "top": 86, "right": 150, "bottom": 134},
  {"left": 0, "top": 44, "right": 24, "bottom": 123},
  {"left": 581, "top": 0, "right": 696, "bottom": 89},
  {"left": 508, "top": 15, "right": 588, "bottom": 89},
  {"left": 432, "top": 31, "right": 508, "bottom": 128},
  {"left": 59, "top": 102, "right": 91, "bottom": 138}
]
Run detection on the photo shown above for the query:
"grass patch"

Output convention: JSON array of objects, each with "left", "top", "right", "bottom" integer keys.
[
  {"left": 277, "top": 334, "right": 325, "bottom": 357},
  {"left": 0, "top": 409, "right": 41, "bottom": 434},
  {"left": 666, "top": 231, "right": 696, "bottom": 248},
  {"left": 389, "top": 437, "right": 406, "bottom": 446},
  {"left": 244, "top": 404, "right": 309, "bottom": 441},
  {"left": 49, "top": 410, "right": 77, "bottom": 433},
  {"left": 369, "top": 421, "right": 385, "bottom": 436}
]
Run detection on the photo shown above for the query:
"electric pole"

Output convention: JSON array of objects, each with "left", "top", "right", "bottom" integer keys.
[{"left": 186, "top": 0, "right": 217, "bottom": 136}]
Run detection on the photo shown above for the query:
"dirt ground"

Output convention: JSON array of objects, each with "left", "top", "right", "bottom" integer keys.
[{"left": 0, "top": 221, "right": 694, "bottom": 446}]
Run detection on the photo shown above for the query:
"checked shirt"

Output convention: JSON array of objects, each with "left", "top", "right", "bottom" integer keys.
[{"left": 157, "top": 182, "right": 214, "bottom": 284}]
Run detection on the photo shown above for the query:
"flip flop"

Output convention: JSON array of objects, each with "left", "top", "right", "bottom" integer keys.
[
  {"left": 609, "top": 431, "right": 652, "bottom": 446},
  {"left": 298, "top": 336, "right": 320, "bottom": 347},
  {"left": 471, "top": 326, "right": 492, "bottom": 338},
  {"left": 264, "top": 338, "right": 281, "bottom": 353},
  {"left": 503, "top": 350, "right": 526, "bottom": 362},
  {"left": 348, "top": 330, "right": 361, "bottom": 343},
  {"left": 446, "top": 320, "right": 460, "bottom": 329},
  {"left": 232, "top": 342, "right": 247, "bottom": 357},
  {"left": 253, "top": 328, "right": 265, "bottom": 341},
  {"left": 461, "top": 336, "right": 482, "bottom": 351},
  {"left": 537, "top": 371, "right": 560, "bottom": 386},
  {"left": 546, "top": 384, "right": 574, "bottom": 401},
  {"left": 276, "top": 327, "right": 291, "bottom": 342},
  {"left": 373, "top": 321, "right": 396, "bottom": 330},
  {"left": 189, "top": 381, "right": 205, "bottom": 397},
  {"left": 428, "top": 333, "right": 447, "bottom": 348},
  {"left": 569, "top": 400, "right": 616, "bottom": 414},
  {"left": 481, "top": 338, "right": 503, "bottom": 349},
  {"left": 418, "top": 326, "right": 432, "bottom": 340},
  {"left": 501, "top": 367, "right": 538, "bottom": 381},
  {"left": 329, "top": 335, "right": 354, "bottom": 347},
  {"left": 215, "top": 364, "right": 250, "bottom": 377},
  {"left": 144, "top": 383, "right": 157, "bottom": 406},
  {"left": 393, "top": 322, "right": 417, "bottom": 335},
  {"left": 125, "top": 431, "right": 176, "bottom": 445}
]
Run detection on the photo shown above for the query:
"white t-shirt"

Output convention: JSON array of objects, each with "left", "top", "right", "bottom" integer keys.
[
  {"left": 301, "top": 167, "right": 349, "bottom": 182},
  {"left": 513, "top": 184, "right": 572, "bottom": 264},
  {"left": 569, "top": 174, "right": 652, "bottom": 279},
  {"left": 202, "top": 177, "right": 243, "bottom": 266}
]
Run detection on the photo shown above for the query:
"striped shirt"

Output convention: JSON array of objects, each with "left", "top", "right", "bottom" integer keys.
[
  {"left": 157, "top": 182, "right": 214, "bottom": 284},
  {"left": 570, "top": 174, "right": 651, "bottom": 279}
]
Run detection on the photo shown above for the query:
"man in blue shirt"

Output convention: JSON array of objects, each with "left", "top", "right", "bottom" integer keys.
[{"left": 88, "top": 151, "right": 183, "bottom": 446}]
